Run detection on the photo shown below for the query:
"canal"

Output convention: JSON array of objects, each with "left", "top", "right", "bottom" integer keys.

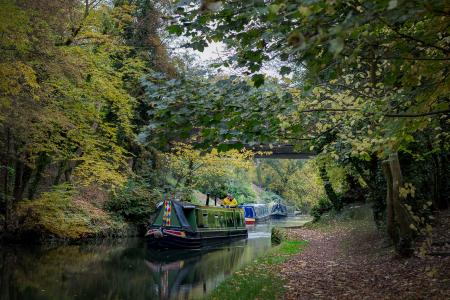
[{"left": 0, "top": 216, "right": 311, "bottom": 300}]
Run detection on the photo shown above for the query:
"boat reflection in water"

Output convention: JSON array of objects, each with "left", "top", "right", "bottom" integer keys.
[
  {"left": 1, "top": 219, "right": 315, "bottom": 300},
  {"left": 145, "top": 235, "right": 270, "bottom": 300}
]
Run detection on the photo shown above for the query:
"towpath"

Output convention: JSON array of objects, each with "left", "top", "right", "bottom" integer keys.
[{"left": 278, "top": 213, "right": 450, "bottom": 299}]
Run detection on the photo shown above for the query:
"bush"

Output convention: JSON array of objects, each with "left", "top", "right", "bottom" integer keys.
[
  {"left": 106, "top": 179, "right": 159, "bottom": 224},
  {"left": 271, "top": 227, "right": 286, "bottom": 245},
  {"left": 260, "top": 189, "right": 283, "bottom": 204},
  {"left": 310, "top": 197, "right": 333, "bottom": 222},
  {"left": 226, "top": 179, "right": 257, "bottom": 204},
  {"left": 16, "top": 184, "right": 126, "bottom": 240}
]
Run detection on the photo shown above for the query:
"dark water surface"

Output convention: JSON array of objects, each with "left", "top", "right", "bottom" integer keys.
[{"left": 0, "top": 216, "right": 311, "bottom": 300}]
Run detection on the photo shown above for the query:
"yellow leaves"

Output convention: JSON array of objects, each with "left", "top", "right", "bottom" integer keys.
[
  {"left": 298, "top": 6, "right": 311, "bottom": 17},
  {"left": 399, "top": 182, "right": 416, "bottom": 199},
  {"left": 0, "top": 0, "right": 30, "bottom": 52},
  {"left": 0, "top": 62, "right": 40, "bottom": 98},
  {"left": 425, "top": 267, "right": 439, "bottom": 278},
  {"left": 164, "top": 143, "right": 254, "bottom": 188}
]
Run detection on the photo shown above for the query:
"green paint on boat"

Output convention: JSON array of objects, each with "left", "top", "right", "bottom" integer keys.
[{"left": 147, "top": 200, "right": 247, "bottom": 248}]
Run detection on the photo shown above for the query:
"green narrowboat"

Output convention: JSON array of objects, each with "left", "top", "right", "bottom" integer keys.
[{"left": 145, "top": 199, "right": 247, "bottom": 249}]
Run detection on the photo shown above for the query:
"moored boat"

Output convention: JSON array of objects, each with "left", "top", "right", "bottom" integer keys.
[
  {"left": 239, "top": 203, "right": 270, "bottom": 224},
  {"left": 146, "top": 199, "right": 247, "bottom": 249},
  {"left": 270, "top": 202, "right": 288, "bottom": 219}
]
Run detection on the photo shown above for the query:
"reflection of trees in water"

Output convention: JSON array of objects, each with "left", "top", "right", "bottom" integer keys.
[
  {"left": 145, "top": 238, "right": 271, "bottom": 300},
  {"left": 0, "top": 239, "right": 160, "bottom": 300},
  {"left": 0, "top": 237, "right": 271, "bottom": 300}
]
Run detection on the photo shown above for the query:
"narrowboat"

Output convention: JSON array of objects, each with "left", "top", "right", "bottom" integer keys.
[
  {"left": 146, "top": 199, "right": 247, "bottom": 249},
  {"left": 270, "top": 202, "right": 288, "bottom": 219},
  {"left": 239, "top": 203, "right": 270, "bottom": 224}
]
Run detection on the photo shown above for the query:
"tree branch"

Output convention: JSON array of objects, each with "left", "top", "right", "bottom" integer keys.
[
  {"left": 376, "top": 16, "right": 450, "bottom": 55},
  {"left": 361, "top": 56, "right": 450, "bottom": 61},
  {"left": 297, "top": 108, "right": 450, "bottom": 118},
  {"left": 384, "top": 109, "right": 450, "bottom": 118}
]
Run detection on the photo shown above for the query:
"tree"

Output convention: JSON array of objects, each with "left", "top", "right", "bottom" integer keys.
[
  {"left": 0, "top": 0, "right": 174, "bottom": 232},
  {"left": 157, "top": 0, "right": 450, "bottom": 254},
  {"left": 162, "top": 143, "right": 254, "bottom": 201}
]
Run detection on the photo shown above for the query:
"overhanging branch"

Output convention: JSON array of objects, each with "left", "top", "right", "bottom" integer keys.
[{"left": 297, "top": 108, "right": 450, "bottom": 118}]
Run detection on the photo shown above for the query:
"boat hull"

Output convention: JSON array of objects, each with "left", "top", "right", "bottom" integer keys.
[
  {"left": 270, "top": 213, "right": 287, "bottom": 219},
  {"left": 255, "top": 214, "right": 271, "bottom": 223},
  {"left": 146, "top": 228, "right": 248, "bottom": 249}
]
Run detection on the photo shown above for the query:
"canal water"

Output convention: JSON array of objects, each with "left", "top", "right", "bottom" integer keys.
[{"left": 0, "top": 216, "right": 311, "bottom": 300}]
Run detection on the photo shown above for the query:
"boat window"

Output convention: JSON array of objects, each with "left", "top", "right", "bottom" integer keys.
[
  {"left": 227, "top": 212, "right": 233, "bottom": 227},
  {"left": 244, "top": 207, "right": 255, "bottom": 218},
  {"left": 214, "top": 215, "right": 219, "bottom": 227},
  {"left": 197, "top": 210, "right": 209, "bottom": 228}
]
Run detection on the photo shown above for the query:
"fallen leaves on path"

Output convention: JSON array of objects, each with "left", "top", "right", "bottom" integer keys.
[{"left": 278, "top": 220, "right": 450, "bottom": 299}]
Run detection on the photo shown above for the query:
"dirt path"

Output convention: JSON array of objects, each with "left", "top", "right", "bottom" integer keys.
[{"left": 278, "top": 219, "right": 450, "bottom": 299}]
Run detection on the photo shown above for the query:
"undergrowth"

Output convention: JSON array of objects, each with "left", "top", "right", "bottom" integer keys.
[
  {"left": 304, "top": 204, "right": 373, "bottom": 231},
  {"left": 16, "top": 184, "right": 128, "bottom": 241},
  {"left": 208, "top": 240, "right": 308, "bottom": 300}
]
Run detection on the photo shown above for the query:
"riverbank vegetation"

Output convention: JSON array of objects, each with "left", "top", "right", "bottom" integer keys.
[{"left": 209, "top": 238, "right": 308, "bottom": 300}]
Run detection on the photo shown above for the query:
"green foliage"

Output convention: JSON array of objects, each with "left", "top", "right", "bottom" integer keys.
[
  {"left": 271, "top": 227, "right": 286, "bottom": 245},
  {"left": 310, "top": 198, "right": 334, "bottom": 222},
  {"left": 305, "top": 204, "right": 374, "bottom": 230},
  {"left": 257, "top": 158, "right": 347, "bottom": 212},
  {"left": 106, "top": 179, "right": 159, "bottom": 224},
  {"left": 0, "top": 0, "right": 177, "bottom": 238},
  {"left": 161, "top": 143, "right": 255, "bottom": 202},
  {"left": 0, "top": 1, "right": 149, "bottom": 190},
  {"left": 16, "top": 184, "right": 127, "bottom": 240},
  {"left": 258, "top": 160, "right": 304, "bottom": 197},
  {"left": 260, "top": 189, "right": 283, "bottom": 204},
  {"left": 165, "top": 0, "right": 450, "bottom": 171},
  {"left": 225, "top": 179, "right": 257, "bottom": 204},
  {"left": 140, "top": 74, "right": 295, "bottom": 148}
]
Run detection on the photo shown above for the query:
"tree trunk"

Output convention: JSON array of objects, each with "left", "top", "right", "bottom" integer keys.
[
  {"left": 2, "top": 127, "right": 11, "bottom": 231},
  {"left": 28, "top": 153, "right": 50, "bottom": 200},
  {"left": 382, "top": 160, "right": 397, "bottom": 244},
  {"left": 185, "top": 160, "right": 194, "bottom": 188},
  {"left": 256, "top": 159, "right": 263, "bottom": 188},
  {"left": 388, "top": 153, "right": 414, "bottom": 256},
  {"left": 53, "top": 160, "right": 67, "bottom": 185},
  {"left": 319, "top": 165, "right": 342, "bottom": 211},
  {"left": 12, "top": 159, "right": 31, "bottom": 201},
  {"left": 436, "top": 152, "right": 449, "bottom": 210}
]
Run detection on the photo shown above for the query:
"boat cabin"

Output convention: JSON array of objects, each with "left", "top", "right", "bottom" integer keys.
[
  {"left": 270, "top": 202, "right": 288, "bottom": 218},
  {"left": 147, "top": 199, "right": 247, "bottom": 248},
  {"left": 239, "top": 203, "right": 270, "bottom": 224}
]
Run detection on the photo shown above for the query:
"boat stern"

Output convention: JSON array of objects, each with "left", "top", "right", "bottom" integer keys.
[{"left": 245, "top": 217, "right": 256, "bottom": 225}]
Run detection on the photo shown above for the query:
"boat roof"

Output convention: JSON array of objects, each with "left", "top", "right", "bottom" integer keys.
[
  {"left": 240, "top": 203, "right": 268, "bottom": 207},
  {"left": 157, "top": 200, "right": 242, "bottom": 210},
  {"left": 156, "top": 200, "right": 197, "bottom": 209}
]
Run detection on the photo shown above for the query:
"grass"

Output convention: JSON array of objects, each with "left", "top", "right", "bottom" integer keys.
[{"left": 207, "top": 240, "right": 308, "bottom": 300}]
